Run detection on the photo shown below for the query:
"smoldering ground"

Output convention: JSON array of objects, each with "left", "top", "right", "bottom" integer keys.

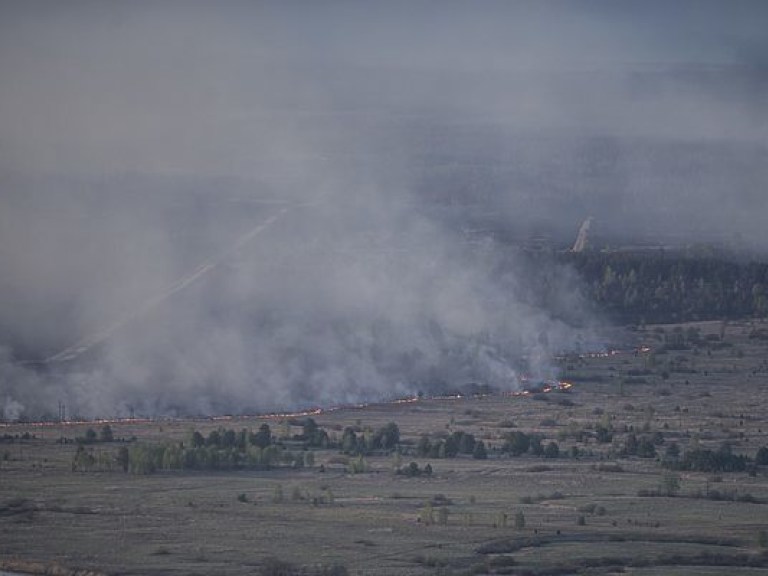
[{"left": 1, "top": 1, "right": 766, "bottom": 419}]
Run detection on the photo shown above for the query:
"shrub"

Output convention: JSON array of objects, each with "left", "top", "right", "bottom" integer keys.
[
  {"left": 473, "top": 440, "right": 488, "bottom": 459},
  {"left": 758, "top": 530, "right": 768, "bottom": 549},
  {"left": 260, "top": 557, "right": 296, "bottom": 576},
  {"left": 543, "top": 441, "right": 560, "bottom": 459}
]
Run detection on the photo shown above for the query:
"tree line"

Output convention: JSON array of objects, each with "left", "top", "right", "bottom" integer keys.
[{"left": 557, "top": 251, "right": 768, "bottom": 324}]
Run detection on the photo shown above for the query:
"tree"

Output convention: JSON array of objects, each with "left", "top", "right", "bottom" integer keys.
[
  {"left": 341, "top": 427, "right": 358, "bottom": 454},
  {"left": 758, "top": 530, "right": 768, "bottom": 549},
  {"left": 624, "top": 433, "right": 639, "bottom": 455},
  {"left": 222, "top": 429, "right": 237, "bottom": 448},
  {"left": 503, "top": 432, "right": 531, "bottom": 456},
  {"left": 664, "top": 442, "right": 680, "bottom": 461},
  {"left": 514, "top": 511, "right": 525, "bottom": 530},
  {"left": 302, "top": 418, "right": 319, "bottom": 441},
  {"left": 251, "top": 424, "right": 272, "bottom": 449},
  {"left": 416, "top": 435, "right": 431, "bottom": 457},
  {"left": 661, "top": 471, "right": 681, "bottom": 497},
  {"left": 301, "top": 418, "right": 329, "bottom": 448},
  {"left": 529, "top": 434, "right": 544, "bottom": 456},
  {"left": 99, "top": 425, "right": 114, "bottom": 443},
  {"left": 191, "top": 431, "right": 205, "bottom": 448},
  {"left": 437, "top": 506, "right": 449, "bottom": 526},
  {"left": 72, "top": 445, "right": 95, "bottom": 472},
  {"left": 420, "top": 502, "right": 434, "bottom": 525},
  {"left": 473, "top": 440, "right": 488, "bottom": 460},
  {"left": 116, "top": 446, "right": 130, "bottom": 472},
  {"left": 207, "top": 429, "right": 221, "bottom": 447},
  {"left": 348, "top": 455, "right": 368, "bottom": 474},
  {"left": 455, "top": 431, "right": 476, "bottom": 454},
  {"left": 543, "top": 441, "right": 560, "bottom": 459},
  {"left": 595, "top": 424, "right": 613, "bottom": 444},
  {"left": 375, "top": 422, "right": 400, "bottom": 451}
]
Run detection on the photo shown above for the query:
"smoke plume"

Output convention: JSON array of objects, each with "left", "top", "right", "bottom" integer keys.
[{"left": 1, "top": 1, "right": 766, "bottom": 418}]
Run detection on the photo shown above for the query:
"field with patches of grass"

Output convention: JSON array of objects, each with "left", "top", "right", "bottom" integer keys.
[{"left": 2, "top": 319, "right": 768, "bottom": 575}]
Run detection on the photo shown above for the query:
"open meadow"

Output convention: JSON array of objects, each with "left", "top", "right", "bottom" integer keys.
[{"left": 2, "top": 319, "right": 768, "bottom": 575}]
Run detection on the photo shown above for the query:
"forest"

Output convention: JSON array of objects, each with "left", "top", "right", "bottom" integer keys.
[{"left": 559, "top": 251, "right": 768, "bottom": 324}]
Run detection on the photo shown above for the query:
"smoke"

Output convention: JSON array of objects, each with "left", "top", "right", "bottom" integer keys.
[
  {"left": 1, "top": 1, "right": 766, "bottom": 418},
  {"left": 2, "top": 397, "right": 25, "bottom": 422},
  {"left": 1, "top": 178, "right": 598, "bottom": 418}
]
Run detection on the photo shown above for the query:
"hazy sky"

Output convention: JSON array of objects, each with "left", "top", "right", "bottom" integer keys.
[{"left": 1, "top": 0, "right": 766, "bottom": 178}]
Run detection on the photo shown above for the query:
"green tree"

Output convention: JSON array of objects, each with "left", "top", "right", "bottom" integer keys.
[
  {"left": 514, "top": 510, "right": 525, "bottom": 529},
  {"left": 416, "top": 435, "right": 432, "bottom": 457},
  {"left": 341, "top": 428, "right": 358, "bottom": 455},
  {"left": 249, "top": 424, "right": 271, "bottom": 448},
  {"left": 190, "top": 430, "right": 205, "bottom": 448},
  {"left": 375, "top": 422, "right": 400, "bottom": 451},
  {"left": 543, "top": 441, "right": 560, "bottom": 459},
  {"left": 116, "top": 446, "right": 130, "bottom": 472},
  {"left": 420, "top": 502, "right": 434, "bottom": 525},
  {"left": 473, "top": 440, "right": 488, "bottom": 460},
  {"left": 99, "top": 425, "right": 114, "bottom": 442},
  {"left": 661, "top": 471, "right": 681, "bottom": 497},
  {"left": 503, "top": 431, "right": 531, "bottom": 456}
]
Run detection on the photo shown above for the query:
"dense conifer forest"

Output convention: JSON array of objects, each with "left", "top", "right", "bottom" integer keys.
[{"left": 559, "top": 252, "right": 768, "bottom": 324}]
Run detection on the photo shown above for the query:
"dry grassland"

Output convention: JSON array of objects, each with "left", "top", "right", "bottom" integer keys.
[{"left": 2, "top": 320, "right": 768, "bottom": 575}]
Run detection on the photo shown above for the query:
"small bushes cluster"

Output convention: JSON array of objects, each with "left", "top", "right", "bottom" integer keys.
[
  {"left": 578, "top": 503, "right": 607, "bottom": 516},
  {"left": 501, "top": 431, "right": 560, "bottom": 458},
  {"left": 0, "top": 432, "right": 35, "bottom": 442},
  {"left": 76, "top": 425, "right": 116, "bottom": 444},
  {"left": 519, "top": 492, "right": 565, "bottom": 504},
  {"left": 340, "top": 422, "right": 399, "bottom": 455},
  {"left": 620, "top": 433, "right": 659, "bottom": 458},
  {"left": 396, "top": 461, "right": 433, "bottom": 477},
  {"left": 415, "top": 430, "right": 482, "bottom": 459},
  {"left": 115, "top": 424, "right": 314, "bottom": 475},
  {"left": 259, "top": 556, "right": 348, "bottom": 576},
  {"left": 667, "top": 446, "right": 751, "bottom": 473}
]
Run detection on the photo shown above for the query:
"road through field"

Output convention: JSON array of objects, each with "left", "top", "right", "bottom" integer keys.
[{"left": 43, "top": 205, "right": 294, "bottom": 365}]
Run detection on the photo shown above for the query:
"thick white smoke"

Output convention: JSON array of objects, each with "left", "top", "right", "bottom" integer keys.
[{"left": 1, "top": 0, "right": 765, "bottom": 418}]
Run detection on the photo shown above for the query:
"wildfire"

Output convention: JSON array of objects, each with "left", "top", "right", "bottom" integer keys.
[
  {"left": 2, "top": 382, "right": 574, "bottom": 429},
  {"left": 508, "top": 380, "right": 572, "bottom": 397}
]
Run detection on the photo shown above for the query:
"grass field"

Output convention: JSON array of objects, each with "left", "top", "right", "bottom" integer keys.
[{"left": 2, "top": 319, "right": 768, "bottom": 575}]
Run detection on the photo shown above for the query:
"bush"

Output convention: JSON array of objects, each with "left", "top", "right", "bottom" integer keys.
[
  {"left": 758, "top": 530, "right": 768, "bottom": 548},
  {"left": 543, "top": 441, "right": 560, "bottom": 459},
  {"left": 99, "top": 425, "right": 114, "bottom": 442},
  {"left": 473, "top": 440, "right": 488, "bottom": 460},
  {"left": 260, "top": 557, "right": 296, "bottom": 576}
]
